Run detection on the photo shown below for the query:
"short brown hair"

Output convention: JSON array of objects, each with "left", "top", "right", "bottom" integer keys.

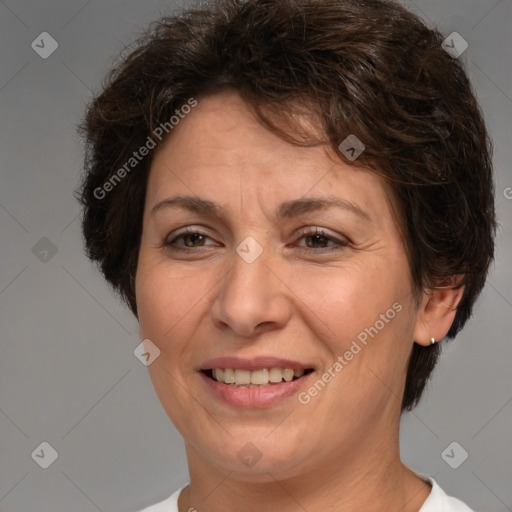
[{"left": 77, "top": 0, "right": 496, "bottom": 411}]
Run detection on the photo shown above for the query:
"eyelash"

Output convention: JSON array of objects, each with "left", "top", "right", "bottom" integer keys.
[{"left": 165, "top": 227, "right": 349, "bottom": 253}]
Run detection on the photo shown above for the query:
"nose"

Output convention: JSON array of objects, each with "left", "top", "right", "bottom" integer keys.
[{"left": 210, "top": 247, "right": 293, "bottom": 338}]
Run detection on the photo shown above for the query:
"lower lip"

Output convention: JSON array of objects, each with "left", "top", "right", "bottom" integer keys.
[{"left": 199, "top": 371, "right": 314, "bottom": 408}]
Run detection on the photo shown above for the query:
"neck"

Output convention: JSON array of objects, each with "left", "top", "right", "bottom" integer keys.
[{"left": 178, "top": 427, "right": 431, "bottom": 512}]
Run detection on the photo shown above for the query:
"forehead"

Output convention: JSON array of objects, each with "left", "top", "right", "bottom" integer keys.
[
  {"left": 152, "top": 91, "right": 325, "bottom": 173},
  {"left": 146, "top": 90, "right": 393, "bottom": 221}
]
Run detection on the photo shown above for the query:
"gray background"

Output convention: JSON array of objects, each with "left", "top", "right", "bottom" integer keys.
[{"left": 0, "top": 0, "right": 511, "bottom": 511}]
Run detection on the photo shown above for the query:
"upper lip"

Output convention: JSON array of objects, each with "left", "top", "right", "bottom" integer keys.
[{"left": 199, "top": 356, "right": 314, "bottom": 372}]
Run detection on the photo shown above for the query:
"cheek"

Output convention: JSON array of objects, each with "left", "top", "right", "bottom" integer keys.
[
  {"left": 135, "top": 260, "right": 209, "bottom": 417},
  {"left": 135, "top": 258, "right": 207, "bottom": 347},
  {"left": 290, "top": 260, "right": 399, "bottom": 343},
  {"left": 292, "top": 260, "right": 415, "bottom": 393}
]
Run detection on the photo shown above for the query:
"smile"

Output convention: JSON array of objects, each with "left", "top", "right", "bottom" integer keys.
[
  {"left": 199, "top": 367, "right": 315, "bottom": 408},
  {"left": 202, "top": 367, "right": 314, "bottom": 387}
]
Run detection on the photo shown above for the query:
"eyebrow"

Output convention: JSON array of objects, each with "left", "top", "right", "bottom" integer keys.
[{"left": 150, "top": 195, "right": 372, "bottom": 222}]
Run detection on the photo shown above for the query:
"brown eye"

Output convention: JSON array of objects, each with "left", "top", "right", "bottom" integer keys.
[
  {"left": 294, "top": 228, "right": 349, "bottom": 252},
  {"left": 165, "top": 229, "right": 217, "bottom": 250},
  {"left": 304, "top": 232, "right": 332, "bottom": 248},
  {"left": 180, "top": 233, "right": 207, "bottom": 247}
]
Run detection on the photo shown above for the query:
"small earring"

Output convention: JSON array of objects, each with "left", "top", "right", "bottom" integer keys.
[{"left": 430, "top": 337, "right": 436, "bottom": 345}]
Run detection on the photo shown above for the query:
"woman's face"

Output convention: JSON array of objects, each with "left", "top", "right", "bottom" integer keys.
[{"left": 135, "top": 90, "right": 423, "bottom": 481}]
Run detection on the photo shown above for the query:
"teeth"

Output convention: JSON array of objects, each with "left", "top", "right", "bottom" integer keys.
[
  {"left": 251, "top": 369, "right": 269, "bottom": 385},
  {"left": 224, "top": 368, "right": 235, "bottom": 384},
  {"left": 269, "top": 367, "right": 283, "bottom": 383},
  {"left": 210, "top": 367, "right": 308, "bottom": 386},
  {"left": 283, "top": 368, "right": 294, "bottom": 382},
  {"left": 234, "top": 369, "right": 251, "bottom": 385}
]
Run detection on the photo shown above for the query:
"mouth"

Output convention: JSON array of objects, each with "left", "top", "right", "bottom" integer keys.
[
  {"left": 201, "top": 367, "right": 315, "bottom": 388},
  {"left": 197, "top": 356, "right": 317, "bottom": 407}
]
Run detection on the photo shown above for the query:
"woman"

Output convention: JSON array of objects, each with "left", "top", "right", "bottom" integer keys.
[{"left": 78, "top": 0, "right": 496, "bottom": 510}]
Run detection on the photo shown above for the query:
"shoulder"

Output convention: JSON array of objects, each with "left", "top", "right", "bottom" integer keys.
[
  {"left": 134, "top": 485, "right": 187, "bottom": 512},
  {"left": 419, "top": 476, "right": 475, "bottom": 512}
]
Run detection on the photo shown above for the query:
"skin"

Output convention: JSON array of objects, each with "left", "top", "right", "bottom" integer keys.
[{"left": 135, "top": 89, "right": 464, "bottom": 512}]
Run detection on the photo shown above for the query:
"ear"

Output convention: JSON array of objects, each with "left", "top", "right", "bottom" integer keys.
[{"left": 413, "top": 275, "right": 465, "bottom": 346}]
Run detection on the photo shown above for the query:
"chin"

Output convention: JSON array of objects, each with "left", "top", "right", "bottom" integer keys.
[{"left": 195, "top": 434, "right": 316, "bottom": 482}]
